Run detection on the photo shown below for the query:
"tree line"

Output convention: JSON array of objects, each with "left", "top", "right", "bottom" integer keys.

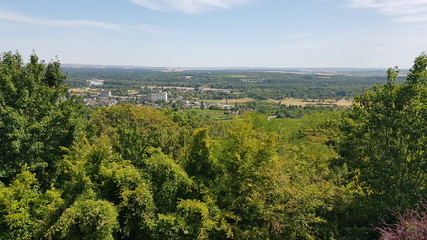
[{"left": 64, "top": 67, "right": 390, "bottom": 100}]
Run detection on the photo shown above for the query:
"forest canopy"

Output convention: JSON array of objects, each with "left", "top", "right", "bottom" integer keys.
[{"left": 0, "top": 51, "right": 427, "bottom": 239}]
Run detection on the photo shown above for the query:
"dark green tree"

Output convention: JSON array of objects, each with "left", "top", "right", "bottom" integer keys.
[
  {"left": 0, "top": 52, "right": 86, "bottom": 183},
  {"left": 335, "top": 53, "right": 427, "bottom": 238},
  {"left": 183, "top": 128, "right": 218, "bottom": 185}
]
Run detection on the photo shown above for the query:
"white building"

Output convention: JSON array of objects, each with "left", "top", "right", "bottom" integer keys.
[
  {"left": 99, "top": 90, "right": 112, "bottom": 98},
  {"left": 151, "top": 92, "right": 168, "bottom": 102}
]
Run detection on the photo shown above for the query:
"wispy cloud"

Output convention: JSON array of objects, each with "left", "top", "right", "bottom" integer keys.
[
  {"left": 0, "top": 10, "right": 179, "bottom": 34},
  {"left": 128, "top": 24, "right": 179, "bottom": 34},
  {"left": 348, "top": 0, "right": 427, "bottom": 23},
  {"left": 130, "top": 0, "right": 253, "bottom": 13},
  {"left": 0, "top": 10, "right": 122, "bottom": 30}
]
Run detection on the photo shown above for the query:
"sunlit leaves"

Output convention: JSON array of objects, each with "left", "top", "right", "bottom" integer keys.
[
  {"left": 45, "top": 199, "right": 118, "bottom": 240},
  {"left": 335, "top": 53, "right": 427, "bottom": 238},
  {"left": 0, "top": 167, "right": 63, "bottom": 240}
]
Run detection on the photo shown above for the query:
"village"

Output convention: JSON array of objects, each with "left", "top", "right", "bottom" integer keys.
[{"left": 69, "top": 80, "right": 237, "bottom": 110}]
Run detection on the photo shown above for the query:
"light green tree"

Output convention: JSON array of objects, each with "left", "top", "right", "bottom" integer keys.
[
  {"left": 0, "top": 167, "right": 63, "bottom": 240},
  {"left": 212, "top": 114, "right": 340, "bottom": 239},
  {"left": 89, "top": 103, "right": 182, "bottom": 162},
  {"left": 56, "top": 135, "right": 156, "bottom": 239}
]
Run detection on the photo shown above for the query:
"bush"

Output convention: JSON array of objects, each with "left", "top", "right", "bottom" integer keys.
[{"left": 377, "top": 203, "right": 427, "bottom": 240}]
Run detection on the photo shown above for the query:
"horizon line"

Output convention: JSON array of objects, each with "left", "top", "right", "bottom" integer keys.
[{"left": 61, "top": 63, "right": 399, "bottom": 71}]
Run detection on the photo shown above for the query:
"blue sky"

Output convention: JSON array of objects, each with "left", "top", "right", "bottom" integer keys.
[{"left": 0, "top": 0, "right": 426, "bottom": 68}]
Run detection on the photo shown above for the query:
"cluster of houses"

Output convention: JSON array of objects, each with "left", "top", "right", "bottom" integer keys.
[
  {"left": 138, "top": 92, "right": 168, "bottom": 102},
  {"left": 84, "top": 98, "right": 118, "bottom": 107},
  {"left": 82, "top": 90, "right": 168, "bottom": 107},
  {"left": 186, "top": 100, "right": 234, "bottom": 110},
  {"left": 79, "top": 90, "right": 233, "bottom": 110}
]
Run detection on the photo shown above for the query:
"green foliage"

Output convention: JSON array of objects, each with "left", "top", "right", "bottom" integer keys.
[
  {"left": 45, "top": 199, "right": 118, "bottom": 240},
  {"left": 183, "top": 128, "right": 218, "bottom": 185},
  {"left": 4, "top": 51, "right": 426, "bottom": 240},
  {"left": 334, "top": 53, "right": 427, "bottom": 238},
  {"left": 56, "top": 135, "right": 156, "bottom": 238},
  {"left": 143, "top": 149, "right": 195, "bottom": 213},
  {"left": 154, "top": 200, "right": 218, "bottom": 240},
  {"left": 0, "top": 51, "right": 86, "bottom": 183},
  {"left": 203, "top": 113, "right": 355, "bottom": 239},
  {"left": 0, "top": 167, "right": 63, "bottom": 240},
  {"left": 175, "top": 199, "right": 217, "bottom": 239},
  {"left": 89, "top": 103, "right": 182, "bottom": 162}
]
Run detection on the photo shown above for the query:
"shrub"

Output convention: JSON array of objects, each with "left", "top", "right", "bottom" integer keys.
[{"left": 377, "top": 203, "right": 427, "bottom": 240}]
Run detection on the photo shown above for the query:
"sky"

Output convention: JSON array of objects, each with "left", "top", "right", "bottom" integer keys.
[{"left": 1, "top": 0, "right": 427, "bottom": 68}]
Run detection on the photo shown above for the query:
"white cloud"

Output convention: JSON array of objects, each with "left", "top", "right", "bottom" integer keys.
[
  {"left": 0, "top": 11, "right": 122, "bottom": 30},
  {"left": 130, "top": 0, "right": 252, "bottom": 13},
  {"left": 348, "top": 0, "right": 427, "bottom": 23},
  {"left": 0, "top": 10, "right": 178, "bottom": 34}
]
